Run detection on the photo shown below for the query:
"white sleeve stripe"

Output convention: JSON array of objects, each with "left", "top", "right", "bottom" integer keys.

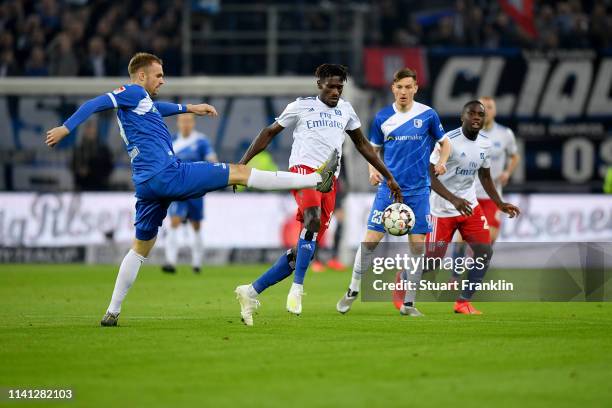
[
  {"left": 107, "top": 93, "right": 118, "bottom": 108},
  {"left": 370, "top": 141, "right": 382, "bottom": 147}
]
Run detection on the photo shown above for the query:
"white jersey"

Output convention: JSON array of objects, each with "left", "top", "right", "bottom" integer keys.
[
  {"left": 276, "top": 96, "right": 361, "bottom": 175},
  {"left": 474, "top": 122, "right": 517, "bottom": 198},
  {"left": 430, "top": 127, "right": 491, "bottom": 217}
]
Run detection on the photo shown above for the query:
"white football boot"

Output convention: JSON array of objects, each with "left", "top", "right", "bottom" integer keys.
[
  {"left": 399, "top": 305, "right": 424, "bottom": 317},
  {"left": 336, "top": 290, "right": 358, "bottom": 314},
  {"left": 235, "top": 285, "right": 260, "bottom": 326},
  {"left": 286, "top": 284, "right": 304, "bottom": 315}
]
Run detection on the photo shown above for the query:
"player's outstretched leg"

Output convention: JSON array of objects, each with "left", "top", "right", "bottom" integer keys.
[
  {"left": 235, "top": 249, "right": 296, "bottom": 326},
  {"left": 337, "top": 231, "right": 382, "bottom": 314},
  {"left": 101, "top": 239, "right": 154, "bottom": 326},
  {"left": 230, "top": 149, "right": 339, "bottom": 192}
]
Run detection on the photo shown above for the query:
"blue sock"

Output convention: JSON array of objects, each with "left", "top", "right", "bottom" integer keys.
[
  {"left": 460, "top": 245, "right": 492, "bottom": 299},
  {"left": 252, "top": 250, "right": 295, "bottom": 293},
  {"left": 293, "top": 230, "right": 317, "bottom": 285},
  {"left": 451, "top": 243, "right": 467, "bottom": 278}
]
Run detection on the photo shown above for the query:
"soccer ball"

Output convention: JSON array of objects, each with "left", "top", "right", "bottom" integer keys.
[{"left": 382, "top": 203, "right": 415, "bottom": 236}]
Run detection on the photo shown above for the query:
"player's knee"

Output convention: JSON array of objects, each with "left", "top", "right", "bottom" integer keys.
[
  {"left": 170, "top": 217, "right": 182, "bottom": 228},
  {"left": 303, "top": 207, "right": 321, "bottom": 234},
  {"left": 473, "top": 244, "right": 493, "bottom": 265},
  {"left": 132, "top": 237, "right": 156, "bottom": 257}
]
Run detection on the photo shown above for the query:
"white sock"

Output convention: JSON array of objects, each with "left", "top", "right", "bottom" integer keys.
[
  {"left": 349, "top": 245, "right": 376, "bottom": 293},
  {"left": 290, "top": 282, "right": 303, "bottom": 293},
  {"left": 247, "top": 284, "right": 258, "bottom": 298},
  {"left": 192, "top": 230, "right": 203, "bottom": 268},
  {"left": 107, "top": 249, "right": 145, "bottom": 314},
  {"left": 247, "top": 168, "right": 321, "bottom": 190},
  {"left": 165, "top": 227, "right": 178, "bottom": 266},
  {"left": 403, "top": 245, "right": 424, "bottom": 304}
]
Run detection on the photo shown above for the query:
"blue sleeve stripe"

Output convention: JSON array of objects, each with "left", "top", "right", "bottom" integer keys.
[{"left": 106, "top": 93, "right": 118, "bottom": 108}]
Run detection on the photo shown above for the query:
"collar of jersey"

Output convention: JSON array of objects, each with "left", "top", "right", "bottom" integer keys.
[{"left": 316, "top": 96, "right": 341, "bottom": 109}]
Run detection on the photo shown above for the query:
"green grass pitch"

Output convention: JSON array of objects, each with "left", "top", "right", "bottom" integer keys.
[{"left": 1, "top": 264, "right": 611, "bottom": 407}]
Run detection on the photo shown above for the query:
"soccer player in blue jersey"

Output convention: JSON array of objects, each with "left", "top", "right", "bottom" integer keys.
[
  {"left": 45, "top": 53, "right": 340, "bottom": 327},
  {"left": 336, "top": 68, "right": 451, "bottom": 316},
  {"left": 162, "top": 113, "right": 218, "bottom": 274}
]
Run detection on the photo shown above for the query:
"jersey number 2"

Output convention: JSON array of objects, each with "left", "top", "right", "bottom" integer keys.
[{"left": 481, "top": 216, "right": 490, "bottom": 230}]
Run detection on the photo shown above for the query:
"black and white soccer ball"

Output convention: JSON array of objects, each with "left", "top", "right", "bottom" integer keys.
[{"left": 382, "top": 203, "right": 415, "bottom": 236}]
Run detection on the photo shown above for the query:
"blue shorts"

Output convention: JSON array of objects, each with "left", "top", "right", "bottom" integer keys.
[
  {"left": 168, "top": 197, "right": 205, "bottom": 221},
  {"left": 367, "top": 189, "right": 432, "bottom": 235},
  {"left": 133, "top": 161, "right": 229, "bottom": 240}
]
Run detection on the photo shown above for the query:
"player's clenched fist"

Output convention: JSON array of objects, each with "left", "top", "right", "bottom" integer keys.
[
  {"left": 45, "top": 125, "right": 70, "bottom": 148},
  {"left": 187, "top": 103, "right": 218, "bottom": 117}
]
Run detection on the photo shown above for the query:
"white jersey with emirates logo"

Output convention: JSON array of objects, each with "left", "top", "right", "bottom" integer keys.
[
  {"left": 474, "top": 122, "right": 518, "bottom": 199},
  {"left": 429, "top": 127, "right": 491, "bottom": 218},
  {"left": 276, "top": 96, "right": 361, "bottom": 176}
]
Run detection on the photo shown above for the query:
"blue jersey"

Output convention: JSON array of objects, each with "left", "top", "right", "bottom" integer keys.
[
  {"left": 63, "top": 83, "right": 189, "bottom": 185},
  {"left": 172, "top": 131, "right": 215, "bottom": 163},
  {"left": 369, "top": 102, "right": 445, "bottom": 195}
]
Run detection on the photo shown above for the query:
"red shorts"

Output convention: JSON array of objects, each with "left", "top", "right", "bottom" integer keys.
[
  {"left": 477, "top": 198, "right": 501, "bottom": 229},
  {"left": 290, "top": 165, "right": 337, "bottom": 244},
  {"left": 426, "top": 205, "right": 491, "bottom": 258}
]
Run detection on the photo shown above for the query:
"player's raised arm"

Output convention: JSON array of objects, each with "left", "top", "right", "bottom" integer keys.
[
  {"left": 429, "top": 163, "right": 472, "bottom": 216},
  {"left": 346, "top": 128, "right": 402, "bottom": 203},
  {"left": 153, "top": 102, "right": 218, "bottom": 118},
  {"left": 478, "top": 167, "right": 520, "bottom": 218},
  {"left": 45, "top": 94, "right": 116, "bottom": 147},
  {"left": 238, "top": 122, "right": 284, "bottom": 165}
]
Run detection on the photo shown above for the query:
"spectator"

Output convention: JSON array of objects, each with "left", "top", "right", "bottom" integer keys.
[
  {"left": 71, "top": 120, "right": 114, "bottom": 191},
  {"left": 24, "top": 46, "right": 48, "bottom": 76},
  {"left": 79, "top": 36, "right": 110, "bottom": 77},
  {"left": 590, "top": 2, "right": 611, "bottom": 48},
  {"left": 48, "top": 31, "right": 79, "bottom": 76},
  {"left": 0, "top": 49, "right": 20, "bottom": 77}
]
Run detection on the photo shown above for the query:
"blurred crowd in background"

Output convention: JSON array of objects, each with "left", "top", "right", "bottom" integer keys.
[
  {"left": 0, "top": 0, "right": 610, "bottom": 194},
  {"left": 0, "top": 0, "right": 610, "bottom": 77}
]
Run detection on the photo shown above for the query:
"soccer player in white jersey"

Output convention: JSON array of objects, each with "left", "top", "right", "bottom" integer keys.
[
  {"left": 473, "top": 96, "right": 520, "bottom": 242},
  {"left": 336, "top": 68, "right": 451, "bottom": 317},
  {"left": 162, "top": 113, "right": 218, "bottom": 274},
  {"left": 234, "top": 64, "right": 402, "bottom": 326},
  {"left": 428, "top": 100, "right": 520, "bottom": 314},
  {"left": 45, "top": 53, "right": 341, "bottom": 327}
]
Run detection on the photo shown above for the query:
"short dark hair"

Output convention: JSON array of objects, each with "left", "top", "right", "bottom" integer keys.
[
  {"left": 393, "top": 68, "right": 417, "bottom": 83},
  {"left": 315, "top": 64, "right": 348, "bottom": 82},
  {"left": 128, "top": 52, "right": 163, "bottom": 76},
  {"left": 463, "top": 99, "right": 485, "bottom": 112}
]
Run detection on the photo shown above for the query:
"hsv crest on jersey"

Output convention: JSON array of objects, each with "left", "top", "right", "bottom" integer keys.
[{"left": 414, "top": 119, "right": 423, "bottom": 128}]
